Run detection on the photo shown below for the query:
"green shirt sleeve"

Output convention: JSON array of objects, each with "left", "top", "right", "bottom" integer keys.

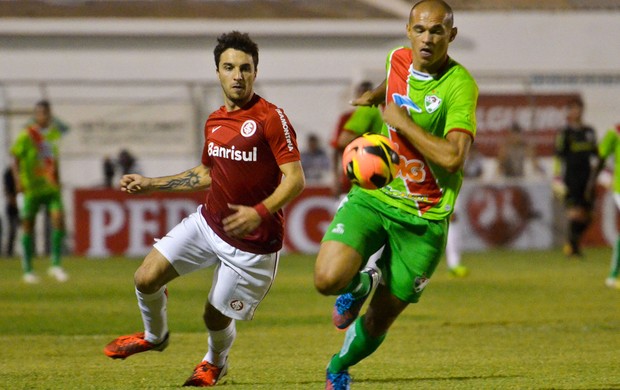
[
  {"left": 598, "top": 129, "right": 616, "bottom": 159},
  {"left": 445, "top": 69, "right": 478, "bottom": 137},
  {"left": 343, "top": 106, "right": 384, "bottom": 136}
]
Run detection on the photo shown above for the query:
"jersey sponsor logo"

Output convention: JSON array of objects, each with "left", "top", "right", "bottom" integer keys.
[
  {"left": 275, "top": 108, "right": 295, "bottom": 152},
  {"left": 241, "top": 120, "right": 257, "bottom": 137},
  {"left": 212, "top": 125, "right": 222, "bottom": 133},
  {"left": 413, "top": 275, "right": 430, "bottom": 293},
  {"left": 331, "top": 223, "right": 345, "bottom": 234},
  {"left": 395, "top": 154, "right": 426, "bottom": 184},
  {"left": 207, "top": 142, "right": 258, "bottom": 161},
  {"left": 424, "top": 94, "right": 442, "bottom": 113},
  {"left": 230, "top": 300, "right": 244, "bottom": 311},
  {"left": 392, "top": 93, "right": 422, "bottom": 115}
]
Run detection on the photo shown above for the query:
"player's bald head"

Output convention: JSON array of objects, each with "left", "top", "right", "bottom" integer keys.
[{"left": 410, "top": 0, "right": 454, "bottom": 29}]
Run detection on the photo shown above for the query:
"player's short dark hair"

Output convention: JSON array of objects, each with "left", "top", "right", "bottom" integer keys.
[
  {"left": 213, "top": 31, "right": 259, "bottom": 69},
  {"left": 35, "top": 99, "right": 51, "bottom": 112}
]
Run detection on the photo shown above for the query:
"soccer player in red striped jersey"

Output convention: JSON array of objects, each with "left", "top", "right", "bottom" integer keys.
[{"left": 103, "top": 31, "right": 305, "bottom": 387}]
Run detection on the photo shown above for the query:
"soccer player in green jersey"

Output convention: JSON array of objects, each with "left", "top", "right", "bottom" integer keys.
[
  {"left": 596, "top": 124, "right": 620, "bottom": 289},
  {"left": 10, "top": 100, "right": 68, "bottom": 284},
  {"left": 314, "top": 1, "right": 478, "bottom": 388}
]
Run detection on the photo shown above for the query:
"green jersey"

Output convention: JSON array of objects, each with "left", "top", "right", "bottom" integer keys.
[
  {"left": 360, "top": 46, "right": 478, "bottom": 220},
  {"left": 598, "top": 125, "right": 620, "bottom": 193},
  {"left": 11, "top": 124, "right": 62, "bottom": 194},
  {"left": 343, "top": 105, "right": 384, "bottom": 136}
]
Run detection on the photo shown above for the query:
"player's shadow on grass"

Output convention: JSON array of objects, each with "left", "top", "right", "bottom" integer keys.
[
  {"left": 228, "top": 374, "right": 517, "bottom": 387},
  {"left": 353, "top": 374, "right": 519, "bottom": 386}
]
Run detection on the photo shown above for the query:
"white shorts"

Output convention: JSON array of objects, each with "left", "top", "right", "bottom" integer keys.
[
  {"left": 614, "top": 193, "right": 620, "bottom": 210},
  {"left": 153, "top": 206, "right": 279, "bottom": 321}
]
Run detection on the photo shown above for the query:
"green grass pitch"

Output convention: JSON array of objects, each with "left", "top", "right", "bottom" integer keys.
[{"left": 1, "top": 248, "right": 619, "bottom": 389}]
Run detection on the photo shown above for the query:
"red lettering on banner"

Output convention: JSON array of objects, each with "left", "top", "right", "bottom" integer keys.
[
  {"left": 476, "top": 93, "right": 580, "bottom": 157},
  {"left": 74, "top": 189, "right": 204, "bottom": 257}
]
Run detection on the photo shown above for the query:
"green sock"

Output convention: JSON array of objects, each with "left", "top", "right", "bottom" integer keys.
[
  {"left": 21, "top": 233, "right": 34, "bottom": 273},
  {"left": 335, "top": 271, "right": 371, "bottom": 299},
  {"left": 51, "top": 229, "right": 65, "bottom": 267},
  {"left": 610, "top": 237, "right": 620, "bottom": 279},
  {"left": 327, "top": 315, "right": 386, "bottom": 374}
]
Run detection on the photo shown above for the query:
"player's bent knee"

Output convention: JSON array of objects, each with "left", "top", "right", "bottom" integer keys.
[
  {"left": 314, "top": 270, "right": 345, "bottom": 296},
  {"left": 134, "top": 267, "right": 161, "bottom": 293},
  {"left": 203, "top": 303, "right": 232, "bottom": 330},
  {"left": 134, "top": 249, "right": 177, "bottom": 293},
  {"left": 133, "top": 262, "right": 168, "bottom": 293}
]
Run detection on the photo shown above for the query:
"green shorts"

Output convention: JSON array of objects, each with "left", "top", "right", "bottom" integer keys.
[
  {"left": 21, "top": 190, "right": 64, "bottom": 221},
  {"left": 322, "top": 189, "right": 447, "bottom": 303}
]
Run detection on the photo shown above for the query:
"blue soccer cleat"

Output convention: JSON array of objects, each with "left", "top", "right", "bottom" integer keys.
[
  {"left": 332, "top": 267, "right": 381, "bottom": 330},
  {"left": 326, "top": 369, "right": 351, "bottom": 390}
]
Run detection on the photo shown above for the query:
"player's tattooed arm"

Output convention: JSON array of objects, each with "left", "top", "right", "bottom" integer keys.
[
  {"left": 153, "top": 164, "right": 212, "bottom": 192},
  {"left": 121, "top": 164, "right": 211, "bottom": 194}
]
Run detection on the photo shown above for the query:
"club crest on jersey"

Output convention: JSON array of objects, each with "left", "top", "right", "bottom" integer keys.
[
  {"left": 424, "top": 95, "right": 441, "bottom": 113},
  {"left": 392, "top": 93, "right": 422, "bottom": 115},
  {"left": 241, "top": 120, "right": 257, "bottom": 137}
]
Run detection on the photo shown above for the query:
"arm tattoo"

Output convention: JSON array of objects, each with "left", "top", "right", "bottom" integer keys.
[{"left": 160, "top": 170, "right": 201, "bottom": 190}]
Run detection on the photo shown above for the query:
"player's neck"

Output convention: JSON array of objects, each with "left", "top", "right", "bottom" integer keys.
[
  {"left": 224, "top": 93, "right": 255, "bottom": 112},
  {"left": 413, "top": 55, "right": 449, "bottom": 76}
]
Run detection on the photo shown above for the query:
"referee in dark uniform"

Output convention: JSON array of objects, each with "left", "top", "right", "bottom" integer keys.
[{"left": 553, "top": 97, "right": 599, "bottom": 257}]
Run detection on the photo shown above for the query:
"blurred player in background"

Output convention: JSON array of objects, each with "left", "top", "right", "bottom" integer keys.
[
  {"left": 553, "top": 97, "right": 599, "bottom": 258},
  {"left": 3, "top": 166, "right": 19, "bottom": 257},
  {"left": 444, "top": 143, "right": 484, "bottom": 277},
  {"left": 301, "top": 133, "right": 330, "bottom": 185},
  {"left": 10, "top": 100, "right": 68, "bottom": 283},
  {"left": 314, "top": 1, "right": 478, "bottom": 388},
  {"left": 338, "top": 93, "right": 384, "bottom": 148},
  {"left": 103, "top": 31, "right": 305, "bottom": 387},
  {"left": 330, "top": 81, "right": 374, "bottom": 198},
  {"left": 595, "top": 124, "right": 620, "bottom": 289},
  {"left": 333, "top": 85, "right": 386, "bottom": 271},
  {"left": 496, "top": 122, "right": 544, "bottom": 178}
]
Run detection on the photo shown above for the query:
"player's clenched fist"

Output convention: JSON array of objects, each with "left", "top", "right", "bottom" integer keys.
[{"left": 120, "top": 174, "right": 151, "bottom": 194}]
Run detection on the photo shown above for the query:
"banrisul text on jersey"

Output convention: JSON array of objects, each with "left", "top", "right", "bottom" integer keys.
[{"left": 207, "top": 142, "right": 258, "bottom": 162}]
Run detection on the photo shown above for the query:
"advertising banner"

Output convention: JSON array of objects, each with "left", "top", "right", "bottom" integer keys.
[
  {"left": 74, "top": 184, "right": 614, "bottom": 258},
  {"left": 475, "top": 93, "right": 580, "bottom": 157}
]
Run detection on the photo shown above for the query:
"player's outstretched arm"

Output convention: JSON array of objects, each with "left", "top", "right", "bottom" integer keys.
[{"left": 120, "top": 164, "right": 211, "bottom": 194}]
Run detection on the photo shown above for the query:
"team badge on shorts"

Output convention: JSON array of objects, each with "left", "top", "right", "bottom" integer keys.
[
  {"left": 414, "top": 276, "right": 430, "bottom": 293},
  {"left": 230, "top": 300, "right": 244, "bottom": 311},
  {"left": 331, "top": 223, "right": 345, "bottom": 234}
]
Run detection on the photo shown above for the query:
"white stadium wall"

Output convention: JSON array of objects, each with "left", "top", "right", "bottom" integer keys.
[{"left": 0, "top": 11, "right": 619, "bottom": 254}]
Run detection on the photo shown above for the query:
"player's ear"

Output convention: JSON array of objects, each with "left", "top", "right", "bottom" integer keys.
[
  {"left": 406, "top": 23, "right": 413, "bottom": 41},
  {"left": 449, "top": 27, "right": 457, "bottom": 42}
]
